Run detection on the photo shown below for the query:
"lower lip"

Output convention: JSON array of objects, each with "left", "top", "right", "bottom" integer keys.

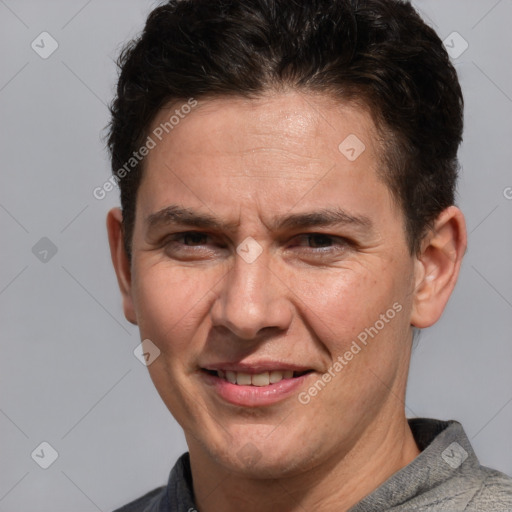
[{"left": 200, "top": 371, "right": 312, "bottom": 407}]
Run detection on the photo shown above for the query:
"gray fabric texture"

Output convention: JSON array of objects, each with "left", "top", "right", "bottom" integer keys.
[{"left": 113, "top": 418, "right": 512, "bottom": 511}]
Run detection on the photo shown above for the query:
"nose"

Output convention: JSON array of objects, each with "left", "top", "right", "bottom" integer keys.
[{"left": 210, "top": 248, "right": 292, "bottom": 340}]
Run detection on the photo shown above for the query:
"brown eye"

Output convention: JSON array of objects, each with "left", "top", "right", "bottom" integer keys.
[
  {"left": 162, "top": 231, "right": 228, "bottom": 262},
  {"left": 292, "top": 233, "right": 348, "bottom": 250},
  {"left": 306, "top": 234, "right": 335, "bottom": 248},
  {"left": 180, "top": 232, "right": 209, "bottom": 246}
]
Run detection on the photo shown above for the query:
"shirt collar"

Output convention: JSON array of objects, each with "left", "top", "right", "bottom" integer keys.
[{"left": 348, "top": 418, "right": 479, "bottom": 511}]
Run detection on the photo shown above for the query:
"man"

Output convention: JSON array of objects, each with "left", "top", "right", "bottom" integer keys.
[{"left": 106, "top": 0, "right": 512, "bottom": 510}]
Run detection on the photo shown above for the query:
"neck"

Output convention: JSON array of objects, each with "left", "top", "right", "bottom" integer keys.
[{"left": 189, "top": 414, "right": 420, "bottom": 512}]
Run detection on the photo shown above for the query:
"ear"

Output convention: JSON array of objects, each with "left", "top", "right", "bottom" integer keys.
[
  {"left": 411, "top": 206, "right": 467, "bottom": 329},
  {"left": 106, "top": 207, "right": 138, "bottom": 325}
]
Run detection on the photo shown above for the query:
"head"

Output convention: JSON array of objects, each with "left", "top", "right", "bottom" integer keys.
[{"left": 106, "top": 0, "right": 466, "bottom": 478}]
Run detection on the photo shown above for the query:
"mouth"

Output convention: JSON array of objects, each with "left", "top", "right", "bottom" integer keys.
[
  {"left": 199, "top": 365, "right": 315, "bottom": 407},
  {"left": 201, "top": 368, "right": 313, "bottom": 386}
]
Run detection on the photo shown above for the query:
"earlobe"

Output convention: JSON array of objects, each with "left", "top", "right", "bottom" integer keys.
[
  {"left": 410, "top": 206, "right": 467, "bottom": 329},
  {"left": 106, "top": 207, "right": 138, "bottom": 325}
]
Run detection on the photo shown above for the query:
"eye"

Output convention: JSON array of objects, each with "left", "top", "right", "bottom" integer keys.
[
  {"left": 292, "top": 233, "right": 348, "bottom": 250},
  {"left": 161, "top": 231, "right": 226, "bottom": 260},
  {"left": 304, "top": 233, "right": 335, "bottom": 248},
  {"left": 175, "top": 231, "right": 210, "bottom": 246},
  {"left": 163, "top": 231, "right": 217, "bottom": 248}
]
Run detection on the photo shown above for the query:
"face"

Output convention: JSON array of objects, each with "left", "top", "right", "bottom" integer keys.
[{"left": 122, "top": 92, "right": 419, "bottom": 476}]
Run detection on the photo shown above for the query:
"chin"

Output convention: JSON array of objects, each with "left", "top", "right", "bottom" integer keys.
[
  {"left": 220, "top": 451, "right": 308, "bottom": 479},
  {"left": 205, "top": 431, "right": 319, "bottom": 478}
]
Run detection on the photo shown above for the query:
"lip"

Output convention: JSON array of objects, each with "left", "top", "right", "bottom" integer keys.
[
  {"left": 201, "top": 361, "right": 313, "bottom": 374},
  {"left": 199, "top": 368, "right": 314, "bottom": 407}
]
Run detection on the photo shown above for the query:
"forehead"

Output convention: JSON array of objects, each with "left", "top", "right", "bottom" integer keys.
[
  {"left": 146, "top": 91, "right": 381, "bottom": 168},
  {"left": 137, "top": 91, "right": 399, "bottom": 233}
]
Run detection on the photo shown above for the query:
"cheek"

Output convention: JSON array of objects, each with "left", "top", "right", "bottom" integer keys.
[
  {"left": 132, "top": 262, "right": 219, "bottom": 352},
  {"left": 293, "top": 267, "right": 411, "bottom": 422},
  {"left": 292, "top": 265, "right": 397, "bottom": 347}
]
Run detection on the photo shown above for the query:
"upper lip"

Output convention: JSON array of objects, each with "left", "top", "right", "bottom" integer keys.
[{"left": 201, "top": 361, "right": 314, "bottom": 374}]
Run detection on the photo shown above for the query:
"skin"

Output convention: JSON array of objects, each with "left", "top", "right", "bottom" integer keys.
[{"left": 107, "top": 91, "right": 467, "bottom": 512}]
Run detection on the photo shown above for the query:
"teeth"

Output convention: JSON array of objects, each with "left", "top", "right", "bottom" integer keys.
[
  {"left": 269, "top": 370, "right": 284, "bottom": 384},
  {"left": 251, "top": 372, "right": 270, "bottom": 386},
  {"left": 216, "top": 369, "right": 298, "bottom": 386},
  {"left": 236, "top": 372, "right": 252, "bottom": 386}
]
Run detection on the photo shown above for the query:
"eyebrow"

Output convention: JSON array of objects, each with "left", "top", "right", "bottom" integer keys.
[
  {"left": 146, "top": 206, "right": 239, "bottom": 232},
  {"left": 145, "top": 205, "right": 373, "bottom": 234}
]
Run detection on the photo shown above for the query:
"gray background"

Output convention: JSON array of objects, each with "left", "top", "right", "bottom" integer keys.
[{"left": 0, "top": 1, "right": 511, "bottom": 510}]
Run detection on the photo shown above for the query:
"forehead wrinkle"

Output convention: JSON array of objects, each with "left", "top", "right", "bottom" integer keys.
[
  {"left": 238, "top": 145, "right": 326, "bottom": 163},
  {"left": 232, "top": 147, "right": 332, "bottom": 181}
]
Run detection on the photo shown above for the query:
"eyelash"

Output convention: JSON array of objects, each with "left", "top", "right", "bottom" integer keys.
[{"left": 168, "top": 231, "right": 214, "bottom": 247}]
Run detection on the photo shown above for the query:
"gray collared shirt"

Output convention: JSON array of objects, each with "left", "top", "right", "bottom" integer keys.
[{"left": 113, "top": 418, "right": 512, "bottom": 511}]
